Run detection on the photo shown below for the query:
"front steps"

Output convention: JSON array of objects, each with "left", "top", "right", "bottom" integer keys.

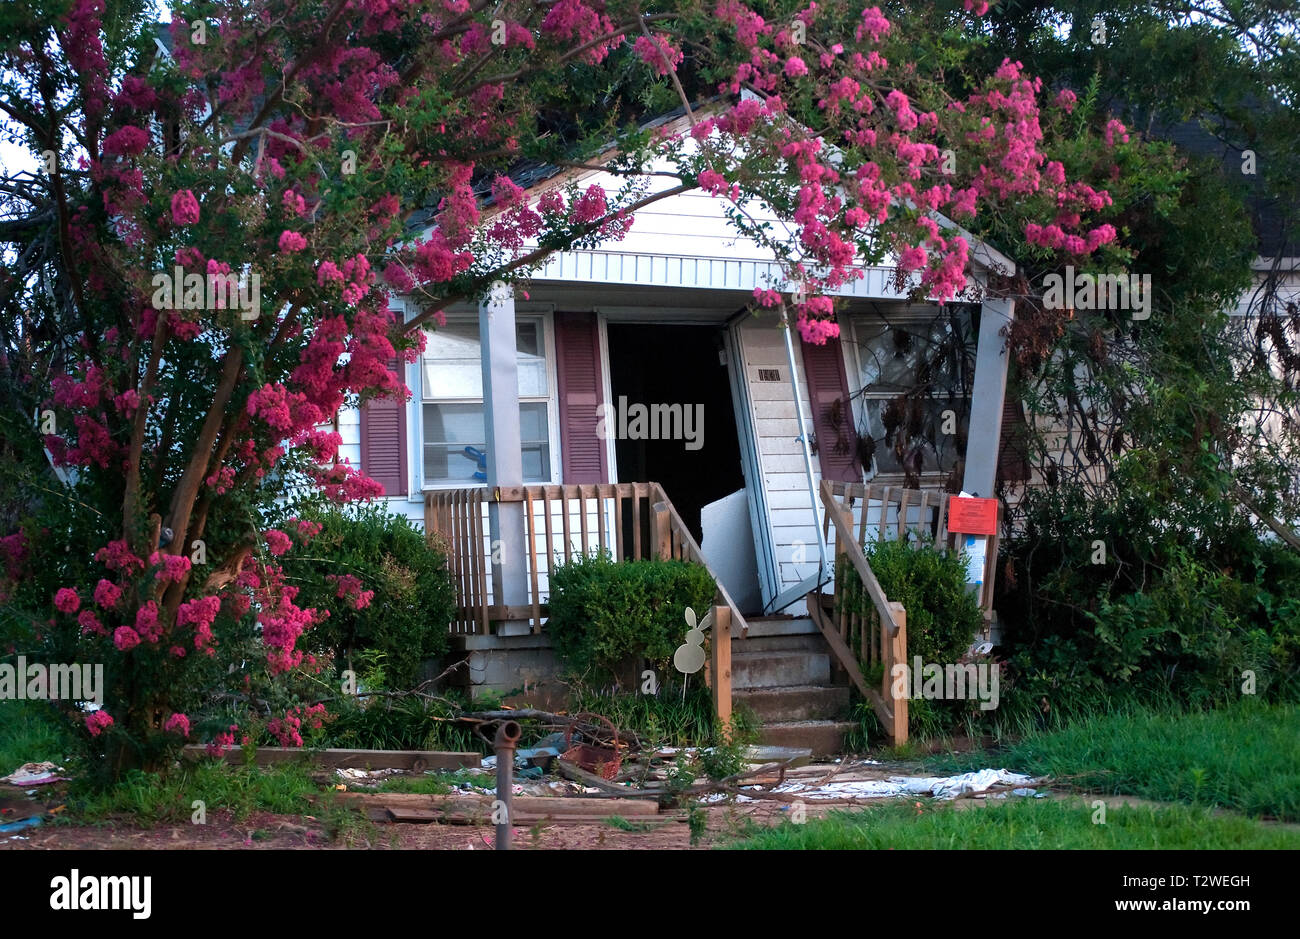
[{"left": 732, "top": 617, "right": 855, "bottom": 758}]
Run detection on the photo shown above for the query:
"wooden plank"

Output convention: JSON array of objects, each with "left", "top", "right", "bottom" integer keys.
[
  {"left": 451, "top": 491, "right": 465, "bottom": 631},
  {"left": 485, "top": 604, "right": 550, "bottom": 620},
  {"left": 821, "top": 481, "right": 898, "bottom": 634},
  {"left": 542, "top": 486, "right": 555, "bottom": 582},
  {"left": 711, "top": 605, "right": 732, "bottom": 726},
  {"left": 878, "top": 486, "right": 891, "bottom": 542},
  {"left": 475, "top": 491, "right": 489, "bottom": 634},
  {"left": 632, "top": 483, "right": 646, "bottom": 560},
  {"left": 488, "top": 486, "right": 527, "bottom": 503},
  {"left": 887, "top": 601, "right": 908, "bottom": 745},
  {"left": 561, "top": 484, "right": 572, "bottom": 563},
  {"left": 652, "top": 502, "right": 672, "bottom": 561},
  {"left": 806, "top": 591, "right": 871, "bottom": 702},
  {"left": 578, "top": 484, "right": 590, "bottom": 555},
  {"left": 596, "top": 484, "right": 609, "bottom": 556},
  {"left": 896, "top": 488, "right": 909, "bottom": 541},
  {"left": 336, "top": 791, "right": 660, "bottom": 817},
  {"left": 185, "top": 746, "right": 480, "bottom": 770},
  {"left": 526, "top": 489, "right": 541, "bottom": 633},
  {"left": 613, "top": 485, "right": 624, "bottom": 561}
]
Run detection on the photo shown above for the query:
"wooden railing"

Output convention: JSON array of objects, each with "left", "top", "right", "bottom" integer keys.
[
  {"left": 425, "top": 482, "right": 739, "bottom": 724},
  {"left": 808, "top": 480, "right": 1003, "bottom": 745}
]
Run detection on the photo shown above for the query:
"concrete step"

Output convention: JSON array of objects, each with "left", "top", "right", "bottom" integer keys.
[
  {"left": 734, "top": 684, "right": 850, "bottom": 722},
  {"left": 732, "top": 650, "right": 830, "bottom": 689},
  {"left": 734, "top": 616, "right": 818, "bottom": 638},
  {"left": 758, "top": 721, "right": 856, "bottom": 759},
  {"left": 731, "top": 633, "right": 828, "bottom": 654}
]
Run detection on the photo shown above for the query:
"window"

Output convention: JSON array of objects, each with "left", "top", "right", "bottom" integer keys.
[
  {"left": 421, "top": 319, "right": 553, "bottom": 485},
  {"left": 849, "top": 309, "right": 975, "bottom": 478}
]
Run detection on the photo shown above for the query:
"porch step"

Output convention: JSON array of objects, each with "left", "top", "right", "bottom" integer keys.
[
  {"left": 730, "top": 633, "right": 828, "bottom": 654},
  {"left": 732, "top": 650, "right": 830, "bottom": 689},
  {"left": 734, "top": 684, "right": 850, "bottom": 722},
  {"left": 757, "top": 721, "right": 857, "bottom": 759},
  {"left": 734, "top": 616, "right": 818, "bottom": 638}
]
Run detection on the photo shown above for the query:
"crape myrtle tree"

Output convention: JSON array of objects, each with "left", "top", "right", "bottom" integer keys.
[{"left": 0, "top": 0, "right": 1130, "bottom": 778}]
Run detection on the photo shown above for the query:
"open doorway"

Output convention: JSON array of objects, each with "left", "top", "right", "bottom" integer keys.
[{"left": 605, "top": 324, "right": 744, "bottom": 543}]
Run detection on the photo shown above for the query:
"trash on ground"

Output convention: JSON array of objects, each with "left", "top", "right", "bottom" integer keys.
[{"left": 1, "top": 762, "right": 68, "bottom": 786}]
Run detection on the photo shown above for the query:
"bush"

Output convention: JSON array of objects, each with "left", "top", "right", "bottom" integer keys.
[
  {"left": 846, "top": 538, "right": 985, "bottom": 667},
  {"left": 997, "top": 481, "right": 1300, "bottom": 716},
  {"left": 546, "top": 553, "right": 716, "bottom": 686},
  {"left": 280, "top": 505, "right": 454, "bottom": 690}
]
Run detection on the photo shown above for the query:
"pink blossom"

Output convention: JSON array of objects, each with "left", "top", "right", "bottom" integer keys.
[
  {"left": 85, "top": 710, "right": 114, "bottom": 737},
  {"left": 858, "top": 6, "right": 891, "bottom": 42},
  {"left": 93, "top": 578, "right": 121, "bottom": 608},
  {"left": 135, "top": 601, "right": 162, "bottom": 642},
  {"left": 102, "top": 125, "right": 150, "bottom": 157},
  {"left": 54, "top": 587, "right": 81, "bottom": 614},
  {"left": 633, "top": 34, "right": 683, "bottom": 77},
  {"left": 1055, "top": 89, "right": 1078, "bottom": 113},
  {"left": 163, "top": 713, "right": 191, "bottom": 737},
  {"left": 784, "top": 56, "right": 809, "bottom": 78},
  {"left": 264, "top": 529, "right": 293, "bottom": 556},
  {"left": 1104, "top": 119, "right": 1130, "bottom": 146},
  {"left": 78, "top": 609, "right": 105, "bottom": 635},
  {"left": 113, "top": 626, "right": 141, "bottom": 651},
  {"left": 279, "top": 230, "right": 308, "bottom": 252},
  {"left": 170, "top": 189, "right": 200, "bottom": 225}
]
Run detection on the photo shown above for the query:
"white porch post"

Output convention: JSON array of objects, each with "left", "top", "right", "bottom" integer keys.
[
  {"left": 962, "top": 297, "right": 1015, "bottom": 497},
  {"left": 481, "top": 282, "right": 529, "bottom": 635}
]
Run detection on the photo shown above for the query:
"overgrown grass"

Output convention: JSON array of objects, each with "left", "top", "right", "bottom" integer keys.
[
  {"left": 729, "top": 799, "right": 1300, "bottom": 850},
  {"left": 0, "top": 699, "right": 71, "bottom": 772},
  {"left": 373, "top": 768, "right": 492, "bottom": 793},
  {"left": 69, "top": 762, "right": 324, "bottom": 824},
  {"left": 923, "top": 700, "right": 1300, "bottom": 822}
]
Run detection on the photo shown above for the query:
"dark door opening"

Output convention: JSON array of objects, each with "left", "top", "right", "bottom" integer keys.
[{"left": 606, "top": 324, "right": 744, "bottom": 543}]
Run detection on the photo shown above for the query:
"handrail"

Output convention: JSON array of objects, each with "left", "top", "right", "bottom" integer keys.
[{"left": 820, "top": 480, "right": 900, "bottom": 635}]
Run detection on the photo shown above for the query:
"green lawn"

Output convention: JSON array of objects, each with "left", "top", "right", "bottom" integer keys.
[
  {"left": 729, "top": 798, "right": 1300, "bottom": 850},
  {"left": 0, "top": 699, "right": 71, "bottom": 774},
  {"left": 924, "top": 700, "right": 1300, "bottom": 822}
]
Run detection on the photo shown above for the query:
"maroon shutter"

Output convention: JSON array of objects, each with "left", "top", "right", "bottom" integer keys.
[
  {"left": 801, "top": 335, "right": 863, "bottom": 482},
  {"left": 359, "top": 359, "right": 408, "bottom": 496},
  {"left": 997, "top": 397, "right": 1031, "bottom": 483},
  {"left": 555, "top": 311, "right": 609, "bottom": 484}
]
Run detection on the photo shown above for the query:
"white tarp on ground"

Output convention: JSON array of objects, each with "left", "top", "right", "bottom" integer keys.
[{"left": 770, "top": 768, "right": 1042, "bottom": 801}]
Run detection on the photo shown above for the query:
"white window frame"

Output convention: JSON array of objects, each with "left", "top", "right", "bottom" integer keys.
[
  {"left": 846, "top": 309, "right": 973, "bottom": 484},
  {"left": 416, "top": 311, "right": 561, "bottom": 491}
]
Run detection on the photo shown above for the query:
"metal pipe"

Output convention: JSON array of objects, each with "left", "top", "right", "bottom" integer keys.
[
  {"left": 781, "top": 307, "right": 831, "bottom": 580},
  {"left": 493, "top": 720, "right": 522, "bottom": 850}
]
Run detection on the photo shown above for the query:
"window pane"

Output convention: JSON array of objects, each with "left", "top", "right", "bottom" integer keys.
[
  {"left": 423, "top": 320, "right": 548, "bottom": 398},
  {"left": 423, "top": 402, "right": 486, "bottom": 445},
  {"left": 422, "top": 401, "right": 550, "bottom": 483},
  {"left": 522, "top": 443, "right": 550, "bottom": 481},
  {"left": 519, "top": 401, "right": 549, "bottom": 441},
  {"left": 424, "top": 323, "right": 483, "bottom": 398}
]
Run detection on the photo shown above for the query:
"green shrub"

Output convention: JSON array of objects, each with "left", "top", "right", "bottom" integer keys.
[
  {"left": 546, "top": 553, "right": 716, "bottom": 686},
  {"left": 845, "top": 538, "right": 985, "bottom": 667},
  {"left": 997, "top": 481, "right": 1300, "bottom": 716},
  {"left": 280, "top": 505, "right": 454, "bottom": 690}
]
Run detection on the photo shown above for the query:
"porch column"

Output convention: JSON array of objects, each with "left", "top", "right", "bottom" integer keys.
[
  {"left": 481, "top": 282, "right": 529, "bottom": 635},
  {"left": 962, "top": 297, "right": 1015, "bottom": 497}
]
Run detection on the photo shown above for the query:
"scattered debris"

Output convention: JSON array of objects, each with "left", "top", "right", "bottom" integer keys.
[
  {"left": 1, "top": 762, "right": 68, "bottom": 786},
  {"left": 771, "top": 768, "right": 1045, "bottom": 802}
]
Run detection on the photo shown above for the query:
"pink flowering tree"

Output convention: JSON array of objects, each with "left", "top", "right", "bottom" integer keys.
[{"left": 0, "top": 0, "right": 1129, "bottom": 780}]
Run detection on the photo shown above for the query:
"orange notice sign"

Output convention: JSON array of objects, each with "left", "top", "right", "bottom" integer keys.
[{"left": 947, "top": 497, "right": 998, "bottom": 536}]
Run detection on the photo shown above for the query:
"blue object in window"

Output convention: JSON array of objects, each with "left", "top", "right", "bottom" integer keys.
[{"left": 463, "top": 445, "right": 487, "bottom": 481}]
